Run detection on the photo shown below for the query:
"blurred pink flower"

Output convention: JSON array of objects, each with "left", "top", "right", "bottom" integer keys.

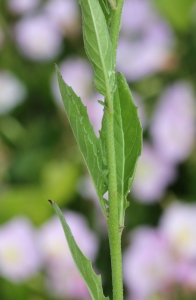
[
  {"left": 46, "top": 260, "right": 91, "bottom": 299},
  {"left": 151, "top": 82, "right": 196, "bottom": 164},
  {"left": 0, "top": 71, "right": 27, "bottom": 114},
  {"left": 0, "top": 217, "right": 41, "bottom": 282},
  {"left": 131, "top": 143, "right": 176, "bottom": 202},
  {"left": 44, "top": 0, "right": 80, "bottom": 37},
  {"left": 172, "top": 260, "right": 196, "bottom": 291},
  {"left": 159, "top": 201, "right": 196, "bottom": 260},
  {"left": 39, "top": 211, "right": 98, "bottom": 263},
  {"left": 123, "top": 227, "right": 173, "bottom": 299},
  {"left": 38, "top": 211, "right": 98, "bottom": 299},
  {"left": 121, "top": 0, "right": 155, "bottom": 33},
  {"left": 117, "top": 0, "right": 173, "bottom": 81},
  {"left": 7, "top": 0, "right": 40, "bottom": 14},
  {"left": 14, "top": 14, "right": 63, "bottom": 61}
]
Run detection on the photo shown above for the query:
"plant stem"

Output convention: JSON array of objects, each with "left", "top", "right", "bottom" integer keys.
[
  {"left": 106, "top": 1, "right": 125, "bottom": 299},
  {"left": 108, "top": 0, "right": 117, "bottom": 10},
  {"left": 110, "top": 0, "right": 124, "bottom": 63},
  {"left": 106, "top": 111, "right": 123, "bottom": 300}
]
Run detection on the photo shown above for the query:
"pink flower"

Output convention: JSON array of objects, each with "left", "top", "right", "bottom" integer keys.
[
  {"left": 46, "top": 261, "right": 91, "bottom": 299},
  {"left": 38, "top": 211, "right": 98, "bottom": 299},
  {"left": 159, "top": 202, "right": 196, "bottom": 260},
  {"left": 172, "top": 260, "right": 196, "bottom": 291},
  {"left": 7, "top": 0, "right": 40, "bottom": 14},
  {"left": 117, "top": 0, "right": 174, "bottom": 81},
  {"left": 123, "top": 227, "right": 173, "bottom": 299},
  {"left": 44, "top": 0, "right": 80, "bottom": 37},
  {"left": 0, "top": 71, "right": 26, "bottom": 114},
  {"left": 151, "top": 82, "right": 196, "bottom": 164},
  {"left": 15, "top": 14, "right": 63, "bottom": 61},
  {"left": 0, "top": 217, "right": 41, "bottom": 282},
  {"left": 131, "top": 143, "right": 176, "bottom": 202}
]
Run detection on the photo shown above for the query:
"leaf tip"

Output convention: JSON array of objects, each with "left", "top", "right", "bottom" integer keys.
[{"left": 48, "top": 199, "right": 54, "bottom": 205}]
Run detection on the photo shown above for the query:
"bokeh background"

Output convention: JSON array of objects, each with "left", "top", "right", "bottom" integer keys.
[{"left": 0, "top": 0, "right": 196, "bottom": 299}]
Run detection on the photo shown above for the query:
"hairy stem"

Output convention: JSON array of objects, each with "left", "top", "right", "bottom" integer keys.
[
  {"left": 106, "top": 110, "right": 123, "bottom": 300},
  {"left": 106, "top": 1, "right": 125, "bottom": 299}
]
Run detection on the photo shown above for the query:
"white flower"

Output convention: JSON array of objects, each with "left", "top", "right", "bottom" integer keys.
[
  {"left": 14, "top": 15, "right": 63, "bottom": 61},
  {"left": 44, "top": 0, "right": 80, "bottom": 37},
  {"left": 159, "top": 202, "right": 196, "bottom": 260},
  {"left": 151, "top": 82, "right": 196, "bottom": 164},
  {"left": 131, "top": 143, "right": 176, "bottom": 202},
  {"left": 0, "top": 71, "right": 26, "bottom": 114},
  {"left": 7, "top": 0, "right": 40, "bottom": 14},
  {"left": 123, "top": 227, "right": 173, "bottom": 299},
  {"left": 0, "top": 217, "right": 41, "bottom": 282}
]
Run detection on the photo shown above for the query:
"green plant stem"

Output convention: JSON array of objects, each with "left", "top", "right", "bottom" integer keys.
[
  {"left": 110, "top": 0, "right": 124, "bottom": 63},
  {"left": 108, "top": 0, "right": 117, "bottom": 10},
  {"left": 106, "top": 111, "right": 124, "bottom": 300},
  {"left": 106, "top": 1, "right": 125, "bottom": 300}
]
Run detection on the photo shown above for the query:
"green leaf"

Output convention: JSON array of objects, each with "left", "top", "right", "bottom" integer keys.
[
  {"left": 78, "top": 0, "right": 115, "bottom": 96},
  {"left": 56, "top": 66, "right": 108, "bottom": 217},
  {"left": 99, "top": 0, "right": 110, "bottom": 14},
  {"left": 98, "top": 0, "right": 112, "bottom": 26},
  {"left": 49, "top": 200, "right": 109, "bottom": 300},
  {"left": 113, "top": 73, "right": 142, "bottom": 227}
]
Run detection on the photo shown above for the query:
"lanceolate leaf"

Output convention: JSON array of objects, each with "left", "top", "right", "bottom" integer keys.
[
  {"left": 113, "top": 73, "right": 142, "bottom": 227},
  {"left": 56, "top": 67, "right": 108, "bottom": 217},
  {"left": 78, "top": 0, "right": 115, "bottom": 96},
  {"left": 49, "top": 200, "right": 109, "bottom": 300}
]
